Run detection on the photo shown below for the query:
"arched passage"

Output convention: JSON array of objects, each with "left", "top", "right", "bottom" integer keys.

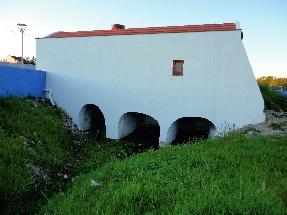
[
  {"left": 166, "top": 117, "right": 216, "bottom": 144},
  {"left": 78, "top": 104, "right": 106, "bottom": 138},
  {"left": 118, "top": 112, "right": 160, "bottom": 149}
]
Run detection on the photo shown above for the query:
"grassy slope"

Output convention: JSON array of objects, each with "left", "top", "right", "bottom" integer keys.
[
  {"left": 1, "top": 88, "right": 287, "bottom": 214},
  {"left": 0, "top": 128, "right": 34, "bottom": 207},
  {"left": 70, "top": 137, "right": 133, "bottom": 176},
  {"left": 0, "top": 97, "right": 76, "bottom": 213},
  {"left": 42, "top": 134, "right": 287, "bottom": 214},
  {"left": 0, "top": 97, "right": 130, "bottom": 214}
]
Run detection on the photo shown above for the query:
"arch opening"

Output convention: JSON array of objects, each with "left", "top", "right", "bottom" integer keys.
[
  {"left": 166, "top": 117, "right": 216, "bottom": 145},
  {"left": 118, "top": 112, "right": 160, "bottom": 150},
  {"left": 78, "top": 104, "right": 106, "bottom": 138}
]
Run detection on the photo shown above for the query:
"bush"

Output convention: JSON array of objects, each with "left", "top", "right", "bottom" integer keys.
[{"left": 258, "top": 84, "right": 287, "bottom": 112}]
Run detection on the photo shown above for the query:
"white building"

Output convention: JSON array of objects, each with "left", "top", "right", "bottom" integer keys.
[{"left": 36, "top": 23, "right": 265, "bottom": 144}]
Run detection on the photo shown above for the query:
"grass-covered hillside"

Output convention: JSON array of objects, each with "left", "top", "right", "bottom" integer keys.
[
  {"left": 41, "top": 134, "right": 287, "bottom": 214},
  {"left": 0, "top": 93, "right": 287, "bottom": 214},
  {"left": 0, "top": 97, "right": 131, "bottom": 214},
  {"left": 0, "top": 97, "right": 74, "bottom": 213}
]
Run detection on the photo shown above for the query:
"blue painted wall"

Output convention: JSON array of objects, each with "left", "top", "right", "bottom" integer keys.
[
  {"left": 0, "top": 66, "right": 46, "bottom": 98},
  {"left": 276, "top": 90, "right": 287, "bottom": 97}
]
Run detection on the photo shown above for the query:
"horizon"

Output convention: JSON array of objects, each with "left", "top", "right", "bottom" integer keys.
[{"left": 0, "top": 0, "right": 286, "bottom": 78}]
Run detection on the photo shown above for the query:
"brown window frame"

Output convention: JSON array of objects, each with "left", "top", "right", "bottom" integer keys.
[{"left": 172, "top": 60, "right": 184, "bottom": 76}]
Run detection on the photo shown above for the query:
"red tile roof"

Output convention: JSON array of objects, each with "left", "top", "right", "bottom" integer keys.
[
  {"left": 43, "top": 23, "right": 238, "bottom": 39},
  {"left": 11, "top": 56, "right": 22, "bottom": 61}
]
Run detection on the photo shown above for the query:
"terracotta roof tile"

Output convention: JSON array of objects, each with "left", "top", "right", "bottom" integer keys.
[
  {"left": 43, "top": 23, "right": 238, "bottom": 39},
  {"left": 11, "top": 56, "right": 22, "bottom": 61}
]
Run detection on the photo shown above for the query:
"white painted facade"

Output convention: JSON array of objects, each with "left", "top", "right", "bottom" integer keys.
[{"left": 36, "top": 28, "right": 265, "bottom": 142}]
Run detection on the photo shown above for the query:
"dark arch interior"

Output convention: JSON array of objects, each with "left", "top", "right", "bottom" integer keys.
[
  {"left": 118, "top": 112, "right": 160, "bottom": 150},
  {"left": 79, "top": 104, "right": 106, "bottom": 138},
  {"left": 167, "top": 117, "right": 215, "bottom": 145}
]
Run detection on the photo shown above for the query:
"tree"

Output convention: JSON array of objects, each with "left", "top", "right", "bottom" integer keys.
[
  {"left": 23, "top": 56, "right": 36, "bottom": 65},
  {"left": 257, "top": 76, "right": 287, "bottom": 88}
]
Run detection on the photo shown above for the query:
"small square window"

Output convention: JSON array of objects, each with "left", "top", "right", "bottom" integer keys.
[{"left": 173, "top": 60, "right": 184, "bottom": 76}]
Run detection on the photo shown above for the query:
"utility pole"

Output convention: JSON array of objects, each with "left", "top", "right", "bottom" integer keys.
[{"left": 17, "top": 23, "right": 27, "bottom": 64}]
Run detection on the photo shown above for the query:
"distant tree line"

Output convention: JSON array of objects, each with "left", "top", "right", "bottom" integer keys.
[
  {"left": 257, "top": 76, "right": 287, "bottom": 89},
  {"left": 257, "top": 76, "right": 287, "bottom": 111}
]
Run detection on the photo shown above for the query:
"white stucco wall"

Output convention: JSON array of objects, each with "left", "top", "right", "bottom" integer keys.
[{"left": 36, "top": 30, "right": 265, "bottom": 141}]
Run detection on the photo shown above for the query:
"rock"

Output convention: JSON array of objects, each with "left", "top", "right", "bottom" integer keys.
[{"left": 91, "top": 180, "right": 102, "bottom": 187}]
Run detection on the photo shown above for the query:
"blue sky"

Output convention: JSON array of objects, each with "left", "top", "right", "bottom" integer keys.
[{"left": 0, "top": 0, "right": 286, "bottom": 77}]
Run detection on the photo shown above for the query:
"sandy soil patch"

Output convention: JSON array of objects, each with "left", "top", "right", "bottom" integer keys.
[{"left": 240, "top": 110, "right": 287, "bottom": 136}]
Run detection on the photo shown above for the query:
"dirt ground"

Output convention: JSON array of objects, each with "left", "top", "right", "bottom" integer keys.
[{"left": 240, "top": 110, "right": 287, "bottom": 137}]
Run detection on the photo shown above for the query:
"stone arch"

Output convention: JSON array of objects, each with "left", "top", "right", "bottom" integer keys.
[
  {"left": 118, "top": 112, "right": 160, "bottom": 149},
  {"left": 166, "top": 117, "right": 216, "bottom": 144},
  {"left": 78, "top": 104, "right": 106, "bottom": 137}
]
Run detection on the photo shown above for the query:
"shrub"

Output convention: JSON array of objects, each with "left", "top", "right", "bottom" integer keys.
[{"left": 258, "top": 84, "right": 287, "bottom": 112}]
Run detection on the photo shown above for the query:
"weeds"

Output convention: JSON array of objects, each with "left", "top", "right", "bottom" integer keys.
[{"left": 269, "top": 122, "right": 286, "bottom": 131}]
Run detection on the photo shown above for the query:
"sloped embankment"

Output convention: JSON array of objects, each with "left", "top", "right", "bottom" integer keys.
[
  {"left": 0, "top": 97, "right": 132, "bottom": 214},
  {"left": 1, "top": 96, "right": 287, "bottom": 214},
  {"left": 41, "top": 134, "right": 287, "bottom": 214},
  {"left": 0, "top": 97, "right": 76, "bottom": 213}
]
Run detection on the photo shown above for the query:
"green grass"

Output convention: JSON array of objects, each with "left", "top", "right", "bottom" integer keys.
[
  {"left": 0, "top": 97, "right": 133, "bottom": 214},
  {"left": 70, "top": 136, "right": 134, "bottom": 175},
  {"left": 0, "top": 97, "right": 73, "bottom": 170},
  {"left": 0, "top": 97, "right": 75, "bottom": 213},
  {"left": 41, "top": 134, "right": 287, "bottom": 214},
  {"left": 1, "top": 97, "right": 287, "bottom": 214},
  {"left": 0, "top": 128, "right": 34, "bottom": 207},
  {"left": 259, "top": 84, "right": 287, "bottom": 112}
]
